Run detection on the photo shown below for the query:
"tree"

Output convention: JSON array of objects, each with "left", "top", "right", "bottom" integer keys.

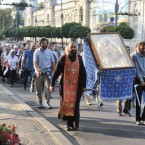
[
  {"left": 0, "top": 30, "right": 3, "bottom": 40},
  {"left": 38, "top": 2, "right": 44, "bottom": 9},
  {"left": 106, "top": 22, "right": 134, "bottom": 39},
  {"left": 61, "top": 22, "right": 81, "bottom": 38},
  {"left": 0, "top": 8, "right": 12, "bottom": 31},
  {"left": 3, "top": 24, "right": 90, "bottom": 39},
  {"left": 69, "top": 25, "right": 91, "bottom": 39}
]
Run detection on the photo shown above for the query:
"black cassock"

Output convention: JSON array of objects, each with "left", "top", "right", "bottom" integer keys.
[{"left": 51, "top": 54, "right": 86, "bottom": 129}]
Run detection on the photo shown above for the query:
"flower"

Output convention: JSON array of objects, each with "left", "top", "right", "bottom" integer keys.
[{"left": 0, "top": 123, "right": 21, "bottom": 145}]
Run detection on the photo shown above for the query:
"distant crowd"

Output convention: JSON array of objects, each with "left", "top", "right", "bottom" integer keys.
[{"left": 0, "top": 41, "right": 61, "bottom": 89}]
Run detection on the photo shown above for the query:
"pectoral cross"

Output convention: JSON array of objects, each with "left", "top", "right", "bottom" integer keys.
[{"left": 71, "top": 68, "right": 76, "bottom": 74}]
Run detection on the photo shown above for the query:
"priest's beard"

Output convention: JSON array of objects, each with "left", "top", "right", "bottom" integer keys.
[{"left": 68, "top": 50, "right": 77, "bottom": 61}]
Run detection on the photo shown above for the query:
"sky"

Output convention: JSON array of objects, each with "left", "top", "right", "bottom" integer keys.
[
  {"left": 1, "top": 0, "right": 69, "bottom": 3},
  {"left": 0, "top": 0, "right": 70, "bottom": 8},
  {"left": 1, "top": 0, "right": 43, "bottom": 4},
  {"left": 0, "top": 0, "right": 43, "bottom": 8}
]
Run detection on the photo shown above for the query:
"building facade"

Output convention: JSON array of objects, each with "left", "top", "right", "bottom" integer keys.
[
  {"left": 128, "top": 0, "right": 145, "bottom": 41},
  {"left": 24, "top": 0, "right": 118, "bottom": 33},
  {"left": 24, "top": 0, "right": 145, "bottom": 43}
]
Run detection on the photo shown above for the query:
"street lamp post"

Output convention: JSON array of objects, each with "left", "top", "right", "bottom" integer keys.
[
  {"left": 2, "top": 17, "right": 5, "bottom": 31},
  {"left": 115, "top": 0, "right": 119, "bottom": 27},
  {"left": 142, "top": 0, "right": 145, "bottom": 40},
  {"left": 60, "top": 0, "right": 64, "bottom": 49}
]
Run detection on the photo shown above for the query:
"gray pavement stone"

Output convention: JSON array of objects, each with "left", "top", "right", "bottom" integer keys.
[
  {"left": 0, "top": 87, "right": 56, "bottom": 145},
  {"left": 1, "top": 81, "right": 145, "bottom": 145}
]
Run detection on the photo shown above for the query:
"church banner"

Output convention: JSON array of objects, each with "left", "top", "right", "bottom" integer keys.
[
  {"left": 82, "top": 38, "right": 99, "bottom": 96},
  {"left": 83, "top": 36, "right": 136, "bottom": 100},
  {"left": 100, "top": 68, "right": 136, "bottom": 100}
]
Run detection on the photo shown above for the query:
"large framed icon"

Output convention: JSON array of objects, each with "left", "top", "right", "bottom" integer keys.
[{"left": 89, "top": 33, "right": 134, "bottom": 69}]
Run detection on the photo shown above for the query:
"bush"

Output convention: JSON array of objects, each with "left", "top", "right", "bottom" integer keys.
[
  {"left": 0, "top": 123, "right": 21, "bottom": 145},
  {"left": 106, "top": 22, "right": 134, "bottom": 39},
  {"left": 0, "top": 30, "right": 3, "bottom": 40}
]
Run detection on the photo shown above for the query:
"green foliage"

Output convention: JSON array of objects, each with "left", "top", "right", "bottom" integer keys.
[
  {"left": 106, "top": 23, "right": 134, "bottom": 39},
  {"left": 119, "top": 22, "right": 128, "bottom": 26},
  {"left": 0, "top": 8, "right": 13, "bottom": 31},
  {"left": 3, "top": 23, "right": 91, "bottom": 39},
  {"left": 55, "top": 27, "right": 62, "bottom": 38},
  {"left": 0, "top": 30, "right": 3, "bottom": 40},
  {"left": 3, "top": 27, "right": 17, "bottom": 37},
  {"left": 38, "top": 2, "right": 44, "bottom": 9},
  {"left": 61, "top": 22, "right": 81, "bottom": 38},
  {"left": 106, "top": 26, "right": 116, "bottom": 32},
  {"left": 69, "top": 25, "right": 91, "bottom": 39},
  {"left": 0, "top": 124, "right": 20, "bottom": 145}
]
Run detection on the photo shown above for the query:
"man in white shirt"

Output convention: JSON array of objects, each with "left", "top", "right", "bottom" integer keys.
[{"left": 33, "top": 38, "right": 55, "bottom": 109}]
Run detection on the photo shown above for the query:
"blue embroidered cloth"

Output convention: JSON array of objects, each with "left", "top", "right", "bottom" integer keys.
[
  {"left": 100, "top": 68, "right": 136, "bottom": 100},
  {"left": 82, "top": 38, "right": 99, "bottom": 95}
]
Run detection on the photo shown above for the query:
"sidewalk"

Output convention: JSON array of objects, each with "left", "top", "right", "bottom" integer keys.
[
  {"left": 1, "top": 81, "right": 145, "bottom": 145},
  {"left": 0, "top": 84, "right": 71, "bottom": 145}
]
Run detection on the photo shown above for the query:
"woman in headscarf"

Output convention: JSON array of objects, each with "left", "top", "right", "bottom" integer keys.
[{"left": 5, "top": 49, "right": 18, "bottom": 87}]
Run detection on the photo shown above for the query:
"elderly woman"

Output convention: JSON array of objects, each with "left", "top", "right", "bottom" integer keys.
[{"left": 5, "top": 49, "right": 18, "bottom": 87}]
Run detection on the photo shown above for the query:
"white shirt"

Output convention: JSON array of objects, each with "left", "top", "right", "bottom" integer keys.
[
  {"left": 33, "top": 48, "right": 55, "bottom": 70},
  {"left": 6, "top": 55, "right": 18, "bottom": 70}
]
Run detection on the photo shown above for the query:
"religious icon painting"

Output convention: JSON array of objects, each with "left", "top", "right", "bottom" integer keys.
[{"left": 89, "top": 33, "right": 134, "bottom": 69}]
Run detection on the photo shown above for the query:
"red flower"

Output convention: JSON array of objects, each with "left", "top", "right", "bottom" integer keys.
[
  {"left": 1, "top": 131, "right": 6, "bottom": 136},
  {"left": 7, "top": 133, "right": 12, "bottom": 140},
  {"left": 11, "top": 134, "right": 20, "bottom": 143},
  {"left": 0, "top": 123, "right": 21, "bottom": 144},
  {"left": 11, "top": 125, "right": 17, "bottom": 132}
]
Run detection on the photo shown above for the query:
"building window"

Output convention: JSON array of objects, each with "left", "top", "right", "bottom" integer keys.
[
  {"left": 104, "top": 14, "right": 107, "bottom": 22},
  {"left": 79, "top": 7, "right": 83, "bottom": 22},
  {"left": 99, "top": 14, "right": 103, "bottom": 23},
  {"left": 133, "top": 3, "right": 138, "bottom": 15},
  {"left": 47, "top": 14, "right": 49, "bottom": 20}
]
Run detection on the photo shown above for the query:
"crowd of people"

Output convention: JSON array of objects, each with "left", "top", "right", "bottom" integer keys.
[
  {"left": 0, "top": 38, "right": 145, "bottom": 131},
  {"left": 0, "top": 41, "right": 60, "bottom": 89}
]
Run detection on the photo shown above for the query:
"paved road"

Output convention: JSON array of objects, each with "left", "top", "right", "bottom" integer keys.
[
  {"left": 0, "top": 84, "right": 56, "bottom": 145},
  {"left": 1, "top": 80, "right": 145, "bottom": 145}
]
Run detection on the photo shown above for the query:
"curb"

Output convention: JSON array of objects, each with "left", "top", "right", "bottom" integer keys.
[{"left": 0, "top": 84, "right": 72, "bottom": 145}]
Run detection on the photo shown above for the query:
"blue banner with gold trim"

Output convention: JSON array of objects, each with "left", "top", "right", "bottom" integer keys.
[
  {"left": 100, "top": 68, "right": 136, "bottom": 100},
  {"left": 82, "top": 38, "right": 99, "bottom": 95}
]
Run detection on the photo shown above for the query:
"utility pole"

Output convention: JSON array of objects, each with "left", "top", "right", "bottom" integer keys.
[
  {"left": 2, "top": 17, "right": 4, "bottom": 31},
  {"left": 16, "top": 6, "right": 18, "bottom": 29},
  {"left": 60, "top": 0, "right": 64, "bottom": 49},
  {"left": 115, "top": 0, "right": 119, "bottom": 27},
  {"left": 142, "top": 0, "right": 145, "bottom": 40}
]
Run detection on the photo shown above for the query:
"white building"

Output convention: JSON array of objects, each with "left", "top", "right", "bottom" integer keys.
[
  {"left": 24, "top": 0, "right": 145, "bottom": 44},
  {"left": 24, "top": 0, "right": 116, "bottom": 32},
  {"left": 128, "top": 0, "right": 145, "bottom": 41}
]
